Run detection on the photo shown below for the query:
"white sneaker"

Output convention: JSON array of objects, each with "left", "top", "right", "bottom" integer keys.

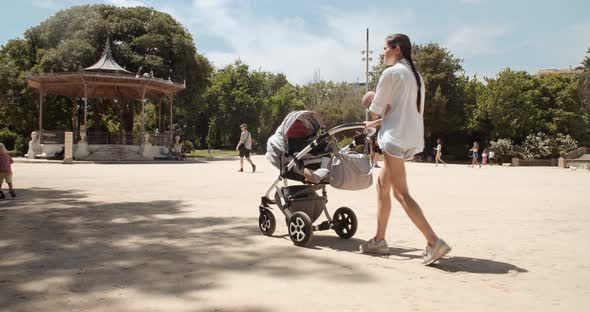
[
  {"left": 360, "top": 238, "right": 390, "bottom": 255},
  {"left": 423, "top": 238, "right": 451, "bottom": 265}
]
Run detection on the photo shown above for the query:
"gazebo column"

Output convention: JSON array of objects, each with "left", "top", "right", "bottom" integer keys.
[
  {"left": 168, "top": 93, "right": 174, "bottom": 144},
  {"left": 83, "top": 81, "right": 88, "bottom": 128},
  {"left": 69, "top": 97, "right": 78, "bottom": 135},
  {"left": 38, "top": 84, "right": 44, "bottom": 143},
  {"left": 158, "top": 97, "right": 162, "bottom": 132},
  {"left": 140, "top": 86, "right": 146, "bottom": 137}
]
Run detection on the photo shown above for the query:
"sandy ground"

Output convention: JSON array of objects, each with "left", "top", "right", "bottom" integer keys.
[{"left": 1, "top": 155, "right": 589, "bottom": 312}]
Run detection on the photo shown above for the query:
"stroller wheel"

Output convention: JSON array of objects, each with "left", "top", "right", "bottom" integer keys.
[
  {"left": 288, "top": 212, "right": 313, "bottom": 246},
  {"left": 258, "top": 209, "right": 276, "bottom": 236},
  {"left": 333, "top": 207, "right": 358, "bottom": 239}
]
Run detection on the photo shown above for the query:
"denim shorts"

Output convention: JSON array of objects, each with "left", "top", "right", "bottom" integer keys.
[{"left": 380, "top": 141, "right": 419, "bottom": 160}]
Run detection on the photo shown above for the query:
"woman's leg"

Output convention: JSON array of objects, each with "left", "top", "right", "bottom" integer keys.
[
  {"left": 436, "top": 153, "right": 446, "bottom": 166},
  {"left": 384, "top": 153, "right": 438, "bottom": 246},
  {"left": 374, "top": 160, "right": 393, "bottom": 241}
]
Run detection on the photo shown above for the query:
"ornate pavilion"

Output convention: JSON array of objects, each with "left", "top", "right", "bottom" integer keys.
[{"left": 25, "top": 42, "right": 185, "bottom": 160}]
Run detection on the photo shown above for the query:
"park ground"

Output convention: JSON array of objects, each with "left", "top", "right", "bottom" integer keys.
[{"left": 1, "top": 156, "right": 589, "bottom": 312}]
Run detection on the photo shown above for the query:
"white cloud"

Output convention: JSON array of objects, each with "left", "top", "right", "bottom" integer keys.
[
  {"left": 445, "top": 24, "right": 511, "bottom": 57},
  {"left": 187, "top": 1, "right": 417, "bottom": 84}
]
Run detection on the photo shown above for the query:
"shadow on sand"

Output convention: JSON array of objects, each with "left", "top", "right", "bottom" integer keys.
[
  {"left": 311, "top": 235, "right": 528, "bottom": 274},
  {"left": 0, "top": 187, "right": 373, "bottom": 311}
]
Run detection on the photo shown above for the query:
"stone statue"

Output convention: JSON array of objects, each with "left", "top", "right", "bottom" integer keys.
[
  {"left": 27, "top": 131, "right": 42, "bottom": 159},
  {"left": 141, "top": 132, "right": 154, "bottom": 160},
  {"left": 173, "top": 135, "right": 182, "bottom": 154},
  {"left": 74, "top": 126, "right": 89, "bottom": 159},
  {"left": 78, "top": 126, "right": 87, "bottom": 143}
]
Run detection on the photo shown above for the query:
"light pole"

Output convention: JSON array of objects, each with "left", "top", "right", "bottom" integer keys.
[{"left": 361, "top": 28, "right": 373, "bottom": 121}]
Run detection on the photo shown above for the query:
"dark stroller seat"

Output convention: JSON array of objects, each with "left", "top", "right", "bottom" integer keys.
[{"left": 280, "top": 119, "right": 332, "bottom": 183}]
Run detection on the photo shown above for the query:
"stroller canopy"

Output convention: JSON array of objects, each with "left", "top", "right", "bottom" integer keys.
[{"left": 266, "top": 111, "right": 325, "bottom": 169}]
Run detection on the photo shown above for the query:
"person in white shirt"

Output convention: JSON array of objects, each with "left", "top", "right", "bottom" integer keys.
[
  {"left": 236, "top": 123, "right": 256, "bottom": 172},
  {"left": 360, "top": 34, "right": 451, "bottom": 265},
  {"left": 434, "top": 138, "right": 447, "bottom": 167}
]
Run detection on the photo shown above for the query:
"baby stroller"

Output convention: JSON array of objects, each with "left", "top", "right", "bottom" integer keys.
[{"left": 259, "top": 111, "right": 376, "bottom": 246}]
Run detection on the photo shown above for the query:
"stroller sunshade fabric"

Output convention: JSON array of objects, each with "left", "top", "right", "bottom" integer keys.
[{"left": 266, "top": 111, "right": 325, "bottom": 169}]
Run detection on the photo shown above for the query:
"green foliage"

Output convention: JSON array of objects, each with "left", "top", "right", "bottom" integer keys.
[
  {"left": 0, "top": 128, "right": 18, "bottom": 150},
  {"left": 519, "top": 132, "right": 553, "bottom": 159},
  {"left": 182, "top": 140, "right": 195, "bottom": 153},
  {"left": 204, "top": 61, "right": 304, "bottom": 150},
  {"left": 493, "top": 133, "right": 578, "bottom": 160},
  {"left": 0, "top": 4, "right": 211, "bottom": 142},
  {"left": 474, "top": 69, "right": 543, "bottom": 140},
  {"left": 300, "top": 81, "right": 365, "bottom": 128}
]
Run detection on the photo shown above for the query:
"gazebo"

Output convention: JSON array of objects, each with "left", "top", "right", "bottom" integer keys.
[{"left": 25, "top": 42, "right": 185, "bottom": 160}]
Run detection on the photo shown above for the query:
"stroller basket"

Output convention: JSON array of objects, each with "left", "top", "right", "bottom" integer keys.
[{"left": 277, "top": 185, "right": 326, "bottom": 223}]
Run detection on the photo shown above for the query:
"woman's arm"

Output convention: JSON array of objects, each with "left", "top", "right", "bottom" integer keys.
[{"left": 364, "top": 118, "right": 383, "bottom": 129}]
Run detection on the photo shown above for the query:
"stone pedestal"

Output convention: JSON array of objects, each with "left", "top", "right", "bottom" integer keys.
[
  {"left": 558, "top": 157, "right": 566, "bottom": 168},
  {"left": 63, "top": 132, "right": 73, "bottom": 164}
]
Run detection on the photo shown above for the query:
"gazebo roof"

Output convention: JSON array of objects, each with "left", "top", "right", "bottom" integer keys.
[
  {"left": 83, "top": 41, "right": 133, "bottom": 74},
  {"left": 26, "top": 72, "right": 185, "bottom": 100},
  {"left": 25, "top": 41, "right": 185, "bottom": 100}
]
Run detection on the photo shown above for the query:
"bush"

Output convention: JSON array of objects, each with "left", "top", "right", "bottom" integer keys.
[
  {"left": 14, "top": 135, "right": 27, "bottom": 155},
  {"left": 489, "top": 138, "right": 516, "bottom": 163},
  {"left": 519, "top": 132, "right": 578, "bottom": 159},
  {"left": 554, "top": 133, "right": 578, "bottom": 157},
  {"left": 0, "top": 128, "right": 18, "bottom": 150},
  {"left": 183, "top": 140, "right": 195, "bottom": 153},
  {"left": 520, "top": 132, "right": 552, "bottom": 159}
]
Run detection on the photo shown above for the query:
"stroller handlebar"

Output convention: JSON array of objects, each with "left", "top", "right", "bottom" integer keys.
[{"left": 326, "top": 122, "right": 377, "bottom": 138}]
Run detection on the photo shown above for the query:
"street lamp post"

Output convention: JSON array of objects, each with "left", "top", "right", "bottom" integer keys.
[{"left": 361, "top": 28, "right": 373, "bottom": 121}]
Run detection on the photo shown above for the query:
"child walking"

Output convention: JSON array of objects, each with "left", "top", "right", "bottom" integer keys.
[
  {"left": 482, "top": 148, "right": 488, "bottom": 166},
  {"left": 0, "top": 143, "right": 16, "bottom": 199}
]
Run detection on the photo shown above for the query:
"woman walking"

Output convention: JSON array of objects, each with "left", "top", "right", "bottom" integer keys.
[
  {"left": 434, "top": 138, "right": 446, "bottom": 167},
  {"left": 360, "top": 34, "right": 451, "bottom": 265},
  {"left": 469, "top": 142, "right": 481, "bottom": 168}
]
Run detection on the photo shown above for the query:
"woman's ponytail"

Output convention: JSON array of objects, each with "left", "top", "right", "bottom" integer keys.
[{"left": 386, "top": 34, "right": 422, "bottom": 113}]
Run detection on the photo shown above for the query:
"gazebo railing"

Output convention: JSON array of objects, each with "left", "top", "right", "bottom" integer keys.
[
  {"left": 41, "top": 130, "right": 66, "bottom": 144},
  {"left": 85, "top": 130, "right": 172, "bottom": 146},
  {"left": 41, "top": 129, "right": 172, "bottom": 146}
]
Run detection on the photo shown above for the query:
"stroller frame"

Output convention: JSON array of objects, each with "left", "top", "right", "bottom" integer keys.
[{"left": 259, "top": 122, "right": 376, "bottom": 246}]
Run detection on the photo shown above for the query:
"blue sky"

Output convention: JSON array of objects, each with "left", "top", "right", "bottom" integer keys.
[{"left": 1, "top": 0, "right": 589, "bottom": 84}]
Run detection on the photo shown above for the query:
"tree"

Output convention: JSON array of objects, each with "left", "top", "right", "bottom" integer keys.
[
  {"left": 536, "top": 73, "right": 589, "bottom": 144},
  {"left": 578, "top": 47, "right": 590, "bottom": 113},
  {"left": 414, "top": 43, "right": 466, "bottom": 142},
  {"left": 203, "top": 61, "right": 303, "bottom": 150},
  {"left": 474, "top": 69, "right": 544, "bottom": 142},
  {"left": 0, "top": 4, "right": 211, "bottom": 142}
]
